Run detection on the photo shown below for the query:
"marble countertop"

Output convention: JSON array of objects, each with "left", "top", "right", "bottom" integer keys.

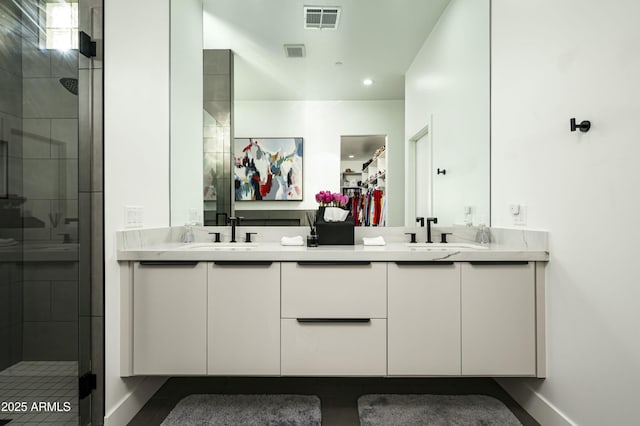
[
  {"left": 117, "top": 242, "right": 548, "bottom": 262},
  {"left": 116, "top": 226, "right": 549, "bottom": 262}
]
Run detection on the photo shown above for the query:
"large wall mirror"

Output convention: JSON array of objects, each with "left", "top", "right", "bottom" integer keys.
[{"left": 170, "top": 0, "right": 490, "bottom": 227}]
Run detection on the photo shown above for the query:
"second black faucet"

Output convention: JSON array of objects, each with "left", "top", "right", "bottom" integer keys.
[
  {"left": 227, "top": 216, "right": 242, "bottom": 243},
  {"left": 426, "top": 217, "right": 438, "bottom": 243}
]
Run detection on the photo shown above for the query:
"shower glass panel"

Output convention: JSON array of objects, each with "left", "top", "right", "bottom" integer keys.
[{"left": 0, "top": 0, "right": 92, "bottom": 424}]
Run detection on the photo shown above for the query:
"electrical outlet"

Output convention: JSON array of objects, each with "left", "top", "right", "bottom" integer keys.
[
  {"left": 188, "top": 208, "right": 199, "bottom": 225},
  {"left": 510, "top": 204, "right": 527, "bottom": 226},
  {"left": 463, "top": 206, "right": 473, "bottom": 225}
]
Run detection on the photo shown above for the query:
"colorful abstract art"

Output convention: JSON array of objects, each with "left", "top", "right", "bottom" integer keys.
[{"left": 234, "top": 137, "right": 303, "bottom": 201}]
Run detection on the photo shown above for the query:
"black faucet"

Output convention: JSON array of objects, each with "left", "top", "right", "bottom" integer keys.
[
  {"left": 416, "top": 217, "right": 425, "bottom": 227},
  {"left": 227, "top": 216, "right": 242, "bottom": 243},
  {"left": 426, "top": 217, "right": 438, "bottom": 243}
]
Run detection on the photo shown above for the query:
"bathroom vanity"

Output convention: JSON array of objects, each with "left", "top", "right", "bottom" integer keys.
[{"left": 117, "top": 227, "right": 548, "bottom": 379}]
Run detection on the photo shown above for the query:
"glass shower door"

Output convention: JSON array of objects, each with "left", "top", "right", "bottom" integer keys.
[{"left": 0, "top": 0, "right": 98, "bottom": 424}]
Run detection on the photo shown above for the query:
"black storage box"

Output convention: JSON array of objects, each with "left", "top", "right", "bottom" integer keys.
[{"left": 316, "top": 209, "right": 355, "bottom": 245}]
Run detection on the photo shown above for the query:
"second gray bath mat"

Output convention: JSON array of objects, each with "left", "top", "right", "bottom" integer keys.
[
  {"left": 358, "top": 394, "right": 522, "bottom": 426},
  {"left": 160, "top": 394, "right": 321, "bottom": 426}
]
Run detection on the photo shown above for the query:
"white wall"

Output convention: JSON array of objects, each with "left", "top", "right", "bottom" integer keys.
[
  {"left": 170, "top": 0, "right": 204, "bottom": 225},
  {"left": 492, "top": 1, "right": 640, "bottom": 425},
  {"left": 104, "top": 0, "right": 171, "bottom": 424},
  {"left": 235, "top": 100, "right": 405, "bottom": 225},
  {"left": 405, "top": 0, "right": 490, "bottom": 226}
]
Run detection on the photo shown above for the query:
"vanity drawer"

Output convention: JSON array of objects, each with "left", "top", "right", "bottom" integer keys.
[
  {"left": 281, "top": 262, "right": 386, "bottom": 318},
  {"left": 281, "top": 318, "right": 386, "bottom": 376}
]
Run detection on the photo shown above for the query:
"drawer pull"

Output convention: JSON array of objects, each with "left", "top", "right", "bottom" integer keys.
[
  {"left": 139, "top": 261, "right": 198, "bottom": 266},
  {"left": 469, "top": 261, "right": 529, "bottom": 265},
  {"left": 296, "top": 261, "right": 371, "bottom": 266},
  {"left": 296, "top": 318, "right": 371, "bottom": 323},
  {"left": 214, "top": 261, "right": 273, "bottom": 266},
  {"left": 395, "top": 261, "right": 454, "bottom": 266}
]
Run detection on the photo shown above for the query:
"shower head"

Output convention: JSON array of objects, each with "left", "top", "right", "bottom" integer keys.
[{"left": 59, "top": 78, "right": 78, "bottom": 95}]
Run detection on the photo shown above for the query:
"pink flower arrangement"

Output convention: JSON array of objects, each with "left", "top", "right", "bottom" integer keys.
[{"left": 315, "top": 190, "right": 349, "bottom": 207}]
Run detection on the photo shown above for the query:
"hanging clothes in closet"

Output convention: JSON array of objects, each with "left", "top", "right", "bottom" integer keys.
[{"left": 349, "top": 188, "right": 385, "bottom": 226}]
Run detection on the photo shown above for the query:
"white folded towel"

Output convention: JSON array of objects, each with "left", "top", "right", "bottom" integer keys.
[
  {"left": 363, "top": 236, "right": 386, "bottom": 246},
  {"left": 280, "top": 235, "right": 304, "bottom": 246},
  {"left": 324, "top": 207, "right": 349, "bottom": 222}
]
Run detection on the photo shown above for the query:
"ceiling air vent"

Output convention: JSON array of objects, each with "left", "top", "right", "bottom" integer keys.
[
  {"left": 284, "top": 44, "right": 306, "bottom": 58},
  {"left": 304, "top": 6, "right": 341, "bottom": 29}
]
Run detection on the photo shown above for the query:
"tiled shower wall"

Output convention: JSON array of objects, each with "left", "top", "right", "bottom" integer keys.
[
  {"left": 203, "top": 49, "right": 233, "bottom": 224},
  {"left": 20, "top": 0, "right": 80, "bottom": 361},
  {"left": 21, "top": 0, "right": 79, "bottom": 244},
  {"left": 0, "top": 0, "right": 24, "bottom": 372},
  {"left": 21, "top": 262, "right": 79, "bottom": 360},
  {"left": 0, "top": 262, "right": 22, "bottom": 371}
]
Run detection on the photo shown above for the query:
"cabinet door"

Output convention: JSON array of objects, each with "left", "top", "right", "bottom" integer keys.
[
  {"left": 208, "top": 262, "right": 280, "bottom": 375},
  {"left": 388, "top": 262, "right": 461, "bottom": 375},
  {"left": 133, "top": 261, "right": 207, "bottom": 375},
  {"left": 461, "top": 262, "right": 536, "bottom": 376}
]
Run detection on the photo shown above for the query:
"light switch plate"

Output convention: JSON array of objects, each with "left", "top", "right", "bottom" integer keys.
[{"left": 125, "top": 205, "right": 144, "bottom": 228}]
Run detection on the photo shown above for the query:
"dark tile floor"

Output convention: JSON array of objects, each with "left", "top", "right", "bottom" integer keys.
[{"left": 129, "top": 377, "right": 539, "bottom": 426}]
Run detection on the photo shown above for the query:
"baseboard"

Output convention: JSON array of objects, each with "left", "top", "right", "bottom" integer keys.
[
  {"left": 104, "top": 376, "right": 167, "bottom": 426},
  {"left": 496, "top": 379, "right": 575, "bottom": 426}
]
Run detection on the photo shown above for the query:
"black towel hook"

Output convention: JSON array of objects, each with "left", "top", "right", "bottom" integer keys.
[
  {"left": 570, "top": 118, "right": 591, "bottom": 133},
  {"left": 437, "top": 168, "right": 446, "bottom": 175}
]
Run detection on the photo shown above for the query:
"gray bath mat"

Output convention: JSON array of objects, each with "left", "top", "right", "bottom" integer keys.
[
  {"left": 160, "top": 394, "right": 321, "bottom": 426},
  {"left": 358, "top": 394, "right": 522, "bottom": 426}
]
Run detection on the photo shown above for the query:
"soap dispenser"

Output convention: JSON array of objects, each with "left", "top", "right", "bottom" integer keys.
[
  {"left": 183, "top": 224, "right": 194, "bottom": 243},
  {"left": 476, "top": 223, "right": 490, "bottom": 245}
]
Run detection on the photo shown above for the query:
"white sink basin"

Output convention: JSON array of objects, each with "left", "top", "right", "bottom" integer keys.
[
  {"left": 406, "top": 242, "right": 488, "bottom": 250},
  {"left": 181, "top": 242, "right": 258, "bottom": 250}
]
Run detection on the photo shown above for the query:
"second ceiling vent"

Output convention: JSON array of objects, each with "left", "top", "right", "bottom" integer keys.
[{"left": 304, "top": 6, "right": 341, "bottom": 29}]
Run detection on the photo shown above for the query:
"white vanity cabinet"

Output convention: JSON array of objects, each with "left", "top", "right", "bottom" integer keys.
[
  {"left": 388, "top": 262, "right": 461, "bottom": 375},
  {"left": 461, "top": 262, "right": 536, "bottom": 376},
  {"left": 121, "top": 257, "right": 545, "bottom": 378},
  {"left": 132, "top": 261, "right": 207, "bottom": 375},
  {"left": 207, "top": 261, "right": 280, "bottom": 375},
  {"left": 280, "top": 262, "right": 387, "bottom": 375}
]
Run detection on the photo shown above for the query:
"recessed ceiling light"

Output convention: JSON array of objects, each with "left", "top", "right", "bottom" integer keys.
[
  {"left": 348, "top": 154, "right": 355, "bottom": 159},
  {"left": 363, "top": 78, "right": 374, "bottom": 86},
  {"left": 335, "top": 61, "right": 343, "bottom": 66}
]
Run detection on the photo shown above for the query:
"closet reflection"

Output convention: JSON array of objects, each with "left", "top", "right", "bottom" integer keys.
[{"left": 340, "top": 135, "right": 387, "bottom": 226}]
